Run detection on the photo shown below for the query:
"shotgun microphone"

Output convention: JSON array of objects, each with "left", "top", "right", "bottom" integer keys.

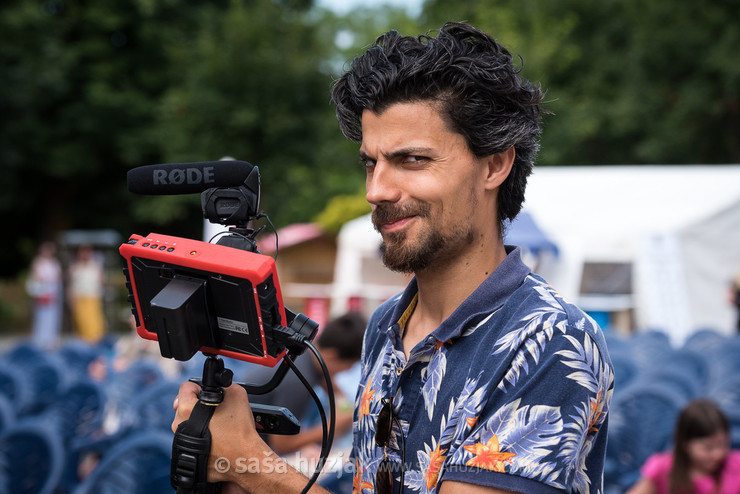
[{"left": 127, "top": 160, "right": 256, "bottom": 195}]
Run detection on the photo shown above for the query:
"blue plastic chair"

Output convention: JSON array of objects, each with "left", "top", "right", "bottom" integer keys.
[
  {"left": 24, "top": 352, "right": 71, "bottom": 414},
  {"left": 706, "top": 338, "right": 740, "bottom": 380},
  {"left": 608, "top": 348, "right": 639, "bottom": 391},
  {"left": 108, "top": 360, "right": 164, "bottom": 400},
  {"left": 58, "top": 339, "right": 106, "bottom": 380},
  {"left": 0, "top": 394, "right": 15, "bottom": 435},
  {"left": 5, "top": 340, "right": 47, "bottom": 365},
  {"left": 39, "top": 377, "right": 109, "bottom": 493},
  {"left": 709, "top": 374, "right": 740, "bottom": 412},
  {"left": 641, "top": 366, "right": 702, "bottom": 401},
  {"left": 0, "top": 362, "right": 34, "bottom": 413},
  {"left": 0, "top": 419, "right": 65, "bottom": 494},
  {"left": 627, "top": 329, "right": 674, "bottom": 372},
  {"left": 605, "top": 382, "right": 686, "bottom": 490},
  {"left": 131, "top": 379, "right": 180, "bottom": 432},
  {"left": 106, "top": 361, "right": 166, "bottom": 429},
  {"left": 72, "top": 430, "right": 173, "bottom": 494},
  {"left": 727, "top": 409, "right": 740, "bottom": 450},
  {"left": 682, "top": 328, "right": 727, "bottom": 354},
  {"left": 61, "top": 377, "right": 177, "bottom": 492},
  {"left": 47, "top": 377, "right": 107, "bottom": 441},
  {"left": 604, "top": 331, "right": 630, "bottom": 354}
]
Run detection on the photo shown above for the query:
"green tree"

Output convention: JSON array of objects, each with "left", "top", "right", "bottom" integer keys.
[
  {"left": 421, "top": 0, "right": 740, "bottom": 165},
  {"left": 153, "top": 0, "right": 367, "bottom": 230},
  {"left": 0, "top": 0, "right": 222, "bottom": 275},
  {"left": 313, "top": 192, "right": 371, "bottom": 234},
  {"left": 0, "top": 0, "right": 374, "bottom": 277}
]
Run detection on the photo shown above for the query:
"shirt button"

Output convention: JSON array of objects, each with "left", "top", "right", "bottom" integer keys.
[{"left": 396, "top": 366, "right": 403, "bottom": 376}]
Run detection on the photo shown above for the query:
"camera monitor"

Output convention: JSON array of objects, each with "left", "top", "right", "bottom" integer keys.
[{"left": 121, "top": 232, "right": 288, "bottom": 365}]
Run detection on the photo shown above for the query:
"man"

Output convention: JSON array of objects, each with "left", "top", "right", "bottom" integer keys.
[{"left": 173, "top": 22, "right": 613, "bottom": 493}]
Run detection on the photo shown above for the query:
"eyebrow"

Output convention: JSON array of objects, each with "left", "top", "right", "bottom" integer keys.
[{"left": 358, "top": 147, "right": 435, "bottom": 161}]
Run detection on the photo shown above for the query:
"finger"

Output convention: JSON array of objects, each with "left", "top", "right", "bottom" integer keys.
[
  {"left": 172, "top": 380, "right": 201, "bottom": 410},
  {"left": 172, "top": 380, "right": 202, "bottom": 433},
  {"left": 223, "top": 382, "right": 248, "bottom": 402},
  {"left": 180, "top": 379, "right": 202, "bottom": 396}
]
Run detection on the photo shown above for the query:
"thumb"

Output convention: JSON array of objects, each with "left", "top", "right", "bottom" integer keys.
[{"left": 172, "top": 380, "right": 202, "bottom": 433}]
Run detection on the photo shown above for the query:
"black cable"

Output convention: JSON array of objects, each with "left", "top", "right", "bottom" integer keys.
[
  {"left": 251, "top": 211, "right": 279, "bottom": 261},
  {"left": 284, "top": 346, "right": 335, "bottom": 494},
  {"left": 304, "top": 340, "right": 335, "bottom": 462},
  {"left": 264, "top": 214, "right": 278, "bottom": 261},
  {"left": 283, "top": 355, "right": 327, "bottom": 470}
]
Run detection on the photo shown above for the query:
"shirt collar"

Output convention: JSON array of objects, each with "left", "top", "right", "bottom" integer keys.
[{"left": 383, "top": 246, "right": 531, "bottom": 343}]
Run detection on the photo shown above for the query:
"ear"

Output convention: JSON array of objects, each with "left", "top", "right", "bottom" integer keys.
[{"left": 483, "top": 146, "right": 515, "bottom": 191}]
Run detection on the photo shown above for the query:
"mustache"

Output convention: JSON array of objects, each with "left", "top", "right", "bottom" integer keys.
[{"left": 371, "top": 202, "right": 430, "bottom": 227}]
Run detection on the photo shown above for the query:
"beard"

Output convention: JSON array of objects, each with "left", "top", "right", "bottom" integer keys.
[{"left": 372, "top": 201, "right": 475, "bottom": 273}]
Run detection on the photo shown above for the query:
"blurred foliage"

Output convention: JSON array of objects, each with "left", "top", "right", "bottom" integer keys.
[
  {"left": 151, "top": 0, "right": 365, "bottom": 228},
  {"left": 420, "top": 0, "right": 740, "bottom": 166},
  {"left": 1, "top": 0, "right": 738, "bottom": 278},
  {"left": 313, "top": 192, "right": 372, "bottom": 235},
  {"left": 0, "top": 278, "right": 30, "bottom": 331},
  {"left": 0, "top": 0, "right": 222, "bottom": 275}
]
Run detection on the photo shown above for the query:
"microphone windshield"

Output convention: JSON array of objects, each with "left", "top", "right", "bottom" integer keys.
[{"left": 127, "top": 160, "right": 256, "bottom": 195}]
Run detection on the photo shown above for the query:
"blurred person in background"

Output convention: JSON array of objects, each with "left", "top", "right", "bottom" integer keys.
[
  {"left": 627, "top": 398, "right": 740, "bottom": 494},
  {"left": 249, "top": 311, "right": 366, "bottom": 458},
  {"left": 26, "top": 241, "right": 63, "bottom": 349},
  {"left": 68, "top": 244, "right": 106, "bottom": 343}
]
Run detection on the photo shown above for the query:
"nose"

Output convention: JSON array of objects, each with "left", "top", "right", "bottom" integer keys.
[{"left": 365, "top": 162, "right": 402, "bottom": 205}]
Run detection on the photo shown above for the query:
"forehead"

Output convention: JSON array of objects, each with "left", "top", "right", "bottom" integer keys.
[
  {"left": 359, "top": 101, "right": 462, "bottom": 152},
  {"left": 687, "top": 430, "right": 729, "bottom": 448}
]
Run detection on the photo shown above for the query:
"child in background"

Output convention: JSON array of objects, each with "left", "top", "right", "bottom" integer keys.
[{"left": 627, "top": 398, "right": 740, "bottom": 494}]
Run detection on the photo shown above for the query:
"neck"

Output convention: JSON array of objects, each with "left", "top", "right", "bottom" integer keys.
[{"left": 401, "top": 236, "right": 507, "bottom": 356}]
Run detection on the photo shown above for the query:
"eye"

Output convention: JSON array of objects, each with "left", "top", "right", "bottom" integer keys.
[
  {"left": 359, "top": 157, "right": 376, "bottom": 170},
  {"left": 403, "top": 155, "right": 429, "bottom": 165}
]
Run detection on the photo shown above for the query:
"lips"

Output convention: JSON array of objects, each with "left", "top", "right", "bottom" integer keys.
[
  {"left": 372, "top": 204, "right": 423, "bottom": 233},
  {"left": 379, "top": 216, "right": 415, "bottom": 232}
]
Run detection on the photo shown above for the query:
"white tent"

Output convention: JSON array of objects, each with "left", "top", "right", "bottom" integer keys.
[
  {"left": 524, "top": 165, "right": 740, "bottom": 344},
  {"left": 330, "top": 215, "right": 409, "bottom": 318},
  {"left": 331, "top": 165, "right": 740, "bottom": 344}
]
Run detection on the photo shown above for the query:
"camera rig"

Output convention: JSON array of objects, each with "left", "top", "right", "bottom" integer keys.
[{"left": 120, "top": 160, "right": 333, "bottom": 494}]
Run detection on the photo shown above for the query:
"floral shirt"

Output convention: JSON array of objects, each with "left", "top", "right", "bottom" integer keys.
[{"left": 351, "top": 247, "right": 613, "bottom": 493}]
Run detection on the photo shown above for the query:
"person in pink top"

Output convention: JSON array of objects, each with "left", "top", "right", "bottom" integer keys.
[{"left": 627, "top": 398, "right": 740, "bottom": 494}]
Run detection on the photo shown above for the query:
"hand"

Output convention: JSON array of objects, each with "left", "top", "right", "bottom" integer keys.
[
  {"left": 172, "top": 381, "right": 330, "bottom": 493},
  {"left": 172, "top": 381, "right": 271, "bottom": 484}
]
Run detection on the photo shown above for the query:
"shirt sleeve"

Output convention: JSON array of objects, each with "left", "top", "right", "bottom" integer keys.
[{"left": 440, "top": 321, "right": 613, "bottom": 493}]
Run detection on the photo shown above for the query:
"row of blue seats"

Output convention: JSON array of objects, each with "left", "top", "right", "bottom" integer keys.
[
  {"left": 604, "top": 328, "right": 740, "bottom": 492},
  {"left": 0, "top": 338, "right": 180, "bottom": 493},
  {"left": 2, "top": 328, "right": 738, "bottom": 493}
]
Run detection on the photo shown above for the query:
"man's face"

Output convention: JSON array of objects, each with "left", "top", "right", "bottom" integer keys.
[{"left": 359, "top": 101, "right": 490, "bottom": 273}]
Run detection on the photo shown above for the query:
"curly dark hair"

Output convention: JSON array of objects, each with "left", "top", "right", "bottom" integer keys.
[{"left": 331, "top": 22, "right": 546, "bottom": 230}]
